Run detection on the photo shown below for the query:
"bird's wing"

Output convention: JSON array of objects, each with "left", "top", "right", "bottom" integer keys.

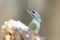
[{"left": 28, "top": 22, "right": 36, "bottom": 31}]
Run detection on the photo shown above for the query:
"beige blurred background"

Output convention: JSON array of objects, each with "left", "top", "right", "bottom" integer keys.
[{"left": 0, "top": 0, "right": 60, "bottom": 40}]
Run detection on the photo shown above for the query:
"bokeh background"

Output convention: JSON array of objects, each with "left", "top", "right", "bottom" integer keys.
[{"left": 0, "top": 0, "right": 60, "bottom": 40}]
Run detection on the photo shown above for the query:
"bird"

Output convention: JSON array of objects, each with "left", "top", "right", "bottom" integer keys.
[{"left": 25, "top": 9, "right": 41, "bottom": 34}]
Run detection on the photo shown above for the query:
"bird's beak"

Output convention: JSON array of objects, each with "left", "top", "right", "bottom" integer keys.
[{"left": 25, "top": 9, "right": 33, "bottom": 16}]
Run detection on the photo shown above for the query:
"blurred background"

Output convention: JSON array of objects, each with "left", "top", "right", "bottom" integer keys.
[{"left": 0, "top": 0, "right": 60, "bottom": 40}]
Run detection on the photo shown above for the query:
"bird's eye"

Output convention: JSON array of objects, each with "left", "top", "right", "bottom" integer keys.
[{"left": 32, "top": 11, "right": 35, "bottom": 14}]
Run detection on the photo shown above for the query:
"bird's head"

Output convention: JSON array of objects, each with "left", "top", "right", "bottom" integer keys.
[
  {"left": 25, "top": 9, "right": 41, "bottom": 22},
  {"left": 31, "top": 11, "right": 40, "bottom": 19}
]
